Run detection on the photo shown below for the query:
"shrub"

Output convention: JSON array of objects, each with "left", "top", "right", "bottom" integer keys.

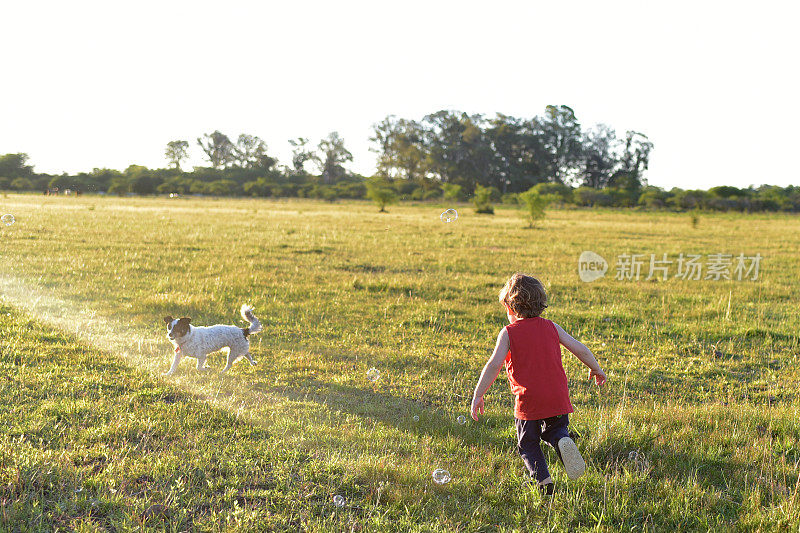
[
  {"left": 472, "top": 184, "right": 494, "bottom": 214},
  {"left": 518, "top": 188, "right": 550, "bottom": 228},
  {"left": 573, "top": 186, "right": 612, "bottom": 207},
  {"left": 638, "top": 187, "right": 670, "bottom": 209},
  {"left": 531, "top": 182, "right": 572, "bottom": 204},
  {"left": 442, "top": 183, "right": 464, "bottom": 202},
  {"left": 366, "top": 178, "right": 398, "bottom": 212},
  {"left": 10, "top": 178, "right": 34, "bottom": 191},
  {"left": 501, "top": 192, "right": 520, "bottom": 205}
]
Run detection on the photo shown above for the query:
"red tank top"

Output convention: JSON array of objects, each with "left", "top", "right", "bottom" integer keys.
[{"left": 504, "top": 317, "right": 574, "bottom": 420}]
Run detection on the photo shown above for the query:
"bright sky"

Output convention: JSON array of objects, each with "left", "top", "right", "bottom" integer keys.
[{"left": 2, "top": 0, "right": 798, "bottom": 189}]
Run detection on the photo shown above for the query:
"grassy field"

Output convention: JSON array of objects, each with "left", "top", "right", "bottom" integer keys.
[{"left": 0, "top": 193, "right": 798, "bottom": 531}]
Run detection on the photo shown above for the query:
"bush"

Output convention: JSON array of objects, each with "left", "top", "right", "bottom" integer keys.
[
  {"left": 10, "top": 178, "right": 34, "bottom": 191},
  {"left": 422, "top": 189, "right": 442, "bottom": 201},
  {"left": 366, "top": 178, "right": 398, "bottom": 212},
  {"left": 667, "top": 189, "right": 710, "bottom": 210},
  {"left": 573, "top": 186, "right": 612, "bottom": 207},
  {"left": 473, "top": 184, "right": 494, "bottom": 214},
  {"left": 334, "top": 181, "right": 366, "bottom": 199},
  {"left": 531, "top": 182, "right": 572, "bottom": 204},
  {"left": 638, "top": 187, "right": 670, "bottom": 209},
  {"left": 107, "top": 179, "right": 131, "bottom": 195},
  {"left": 311, "top": 185, "right": 338, "bottom": 202},
  {"left": 501, "top": 192, "right": 520, "bottom": 205},
  {"left": 442, "top": 183, "right": 464, "bottom": 202},
  {"left": 606, "top": 187, "right": 639, "bottom": 207},
  {"left": 518, "top": 188, "right": 550, "bottom": 228}
]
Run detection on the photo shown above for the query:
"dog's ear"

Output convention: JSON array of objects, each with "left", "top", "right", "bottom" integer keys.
[
  {"left": 163, "top": 316, "right": 173, "bottom": 324},
  {"left": 179, "top": 317, "right": 191, "bottom": 324}
]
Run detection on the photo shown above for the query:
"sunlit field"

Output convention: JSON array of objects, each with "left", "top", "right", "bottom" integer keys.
[{"left": 1, "top": 193, "right": 798, "bottom": 531}]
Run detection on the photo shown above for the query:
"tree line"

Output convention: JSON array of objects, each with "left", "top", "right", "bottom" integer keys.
[{"left": 1, "top": 106, "right": 799, "bottom": 213}]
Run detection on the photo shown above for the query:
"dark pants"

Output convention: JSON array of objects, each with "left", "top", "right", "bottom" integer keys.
[{"left": 515, "top": 414, "right": 571, "bottom": 483}]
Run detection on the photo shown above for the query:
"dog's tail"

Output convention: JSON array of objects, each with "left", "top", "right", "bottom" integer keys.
[{"left": 240, "top": 304, "right": 262, "bottom": 336}]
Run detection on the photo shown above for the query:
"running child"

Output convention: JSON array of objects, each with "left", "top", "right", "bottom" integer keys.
[{"left": 470, "top": 273, "right": 607, "bottom": 494}]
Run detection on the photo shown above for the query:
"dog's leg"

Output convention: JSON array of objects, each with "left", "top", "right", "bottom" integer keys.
[
  {"left": 164, "top": 352, "right": 181, "bottom": 376},
  {"left": 220, "top": 348, "right": 235, "bottom": 373},
  {"left": 244, "top": 352, "right": 256, "bottom": 366},
  {"left": 196, "top": 355, "right": 210, "bottom": 371}
]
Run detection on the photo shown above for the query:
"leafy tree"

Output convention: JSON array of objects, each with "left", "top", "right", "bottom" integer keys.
[
  {"left": 366, "top": 178, "right": 398, "bottom": 212},
  {"left": 48, "top": 175, "right": 75, "bottom": 190},
  {"left": 10, "top": 177, "right": 34, "bottom": 190},
  {"left": 107, "top": 179, "right": 130, "bottom": 195},
  {"left": 370, "top": 116, "right": 426, "bottom": 181},
  {"left": 235, "top": 134, "right": 275, "bottom": 169},
  {"left": 157, "top": 177, "right": 195, "bottom": 194},
  {"left": 130, "top": 175, "right": 158, "bottom": 194},
  {"left": 519, "top": 188, "right": 550, "bottom": 228},
  {"left": 573, "top": 186, "right": 612, "bottom": 207},
  {"left": 288, "top": 138, "right": 315, "bottom": 173},
  {"left": 472, "top": 184, "right": 495, "bottom": 214},
  {"left": 423, "top": 111, "right": 493, "bottom": 190},
  {"left": 243, "top": 178, "right": 271, "bottom": 197},
  {"left": 206, "top": 179, "right": 239, "bottom": 196},
  {"left": 580, "top": 124, "right": 618, "bottom": 188},
  {"left": 666, "top": 188, "right": 710, "bottom": 210},
  {"left": 486, "top": 113, "right": 546, "bottom": 192},
  {"left": 165, "top": 140, "right": 190, "bottom": 170},
  {"left": 618, "top": 131, "right": 654, "bottom": 183},
  {"left": 638, "top": 186, "right": 671, "bottom": 209},
  {"left": 442, "top": 183, "right": 463, "bottom": 202},
  {"left": 709, "top": 185, "right": 745, "bottom": 198},
  {"left": 197, "top": 131, "right": 235, "bottom": 169},
  {"left": 0, "top": 153, "right": 33, "bottom": 178},
  {"left": 534, "top": 105, "right": 584, "bottom": 184},
  {"left": 528, "top": 182, "right": 571, "bottom": 207},
  {"left": 316, "top": 132, "right": 353, "bottom": 184}
]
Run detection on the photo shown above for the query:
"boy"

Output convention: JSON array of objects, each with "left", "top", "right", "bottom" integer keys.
[{"left": 471, "top": 273, "right": 607, "bottom": 494}]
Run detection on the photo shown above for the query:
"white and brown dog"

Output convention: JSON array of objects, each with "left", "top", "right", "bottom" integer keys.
[{"left": 163, "top": 305, "right": 262, "bottom": 376}]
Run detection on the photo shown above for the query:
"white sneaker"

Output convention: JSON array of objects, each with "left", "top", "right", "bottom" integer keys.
[{"left": 557, "top": 437, "right": 586, "bottom": 480}]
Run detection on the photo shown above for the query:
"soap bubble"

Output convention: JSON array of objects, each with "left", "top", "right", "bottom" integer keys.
[
  {"left": 412, "top": 415, "right": 420, "bottom": 422},
  {"left": 627, "top": 450, "right": 651, "bottom": 472},
  {"left": 432, "top": 469, "right": 451, "bottom": 484},
  {"left": 456, "top": 415, "right": 467, "bottom": 425},
  {"left": 332, "top": 495, "right": 345, "bottom": 508},
  {"left": 366, "top": 367, "right": 380, "bottom": 382},
  {"left": 440, "top": 209, "right": 458, "bottom": 223},
  {"left": 1, "top": 214, "right": 15, "bottom": 226}
]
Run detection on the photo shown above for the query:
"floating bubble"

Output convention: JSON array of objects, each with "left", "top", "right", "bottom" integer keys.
[
  {"left": 440, "top": 209, "right": 458, "bottom": 223},
  {"left": 627, "top": 450, "right": 651, "bottom": 472},
  {"left": 456, "top": 415, "right": 467, "bottom": 425},
  {"left": 332, "top": 494, "right": 345, "bottom": 508},
  {"left": 432, "top": 469, "right": 451, "bottom": 484},
  {"left": 366, "top": 367, "right": 380, "bottom": 382},
  {"left": 1, "top": 214, "right": 15, "bottom": 226},
  {"left": 412, "top": 415, "right": 420, "bottom": 422}
]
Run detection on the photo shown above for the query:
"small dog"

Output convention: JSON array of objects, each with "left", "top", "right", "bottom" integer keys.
[{"left": 163, "top": 305, "right": 262, "bottom": 376}]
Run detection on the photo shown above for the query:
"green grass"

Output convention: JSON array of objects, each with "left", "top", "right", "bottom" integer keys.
[{"left": 0, "top": 194, "right": 798, "bottom": 531}]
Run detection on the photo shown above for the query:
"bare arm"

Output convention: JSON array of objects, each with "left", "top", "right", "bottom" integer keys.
[
  {"left": 471, "top": 328, "right": 510, "bottom": 420},
  {"left": 553, "top": 322, "right": 607, "bottom": 386}
]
